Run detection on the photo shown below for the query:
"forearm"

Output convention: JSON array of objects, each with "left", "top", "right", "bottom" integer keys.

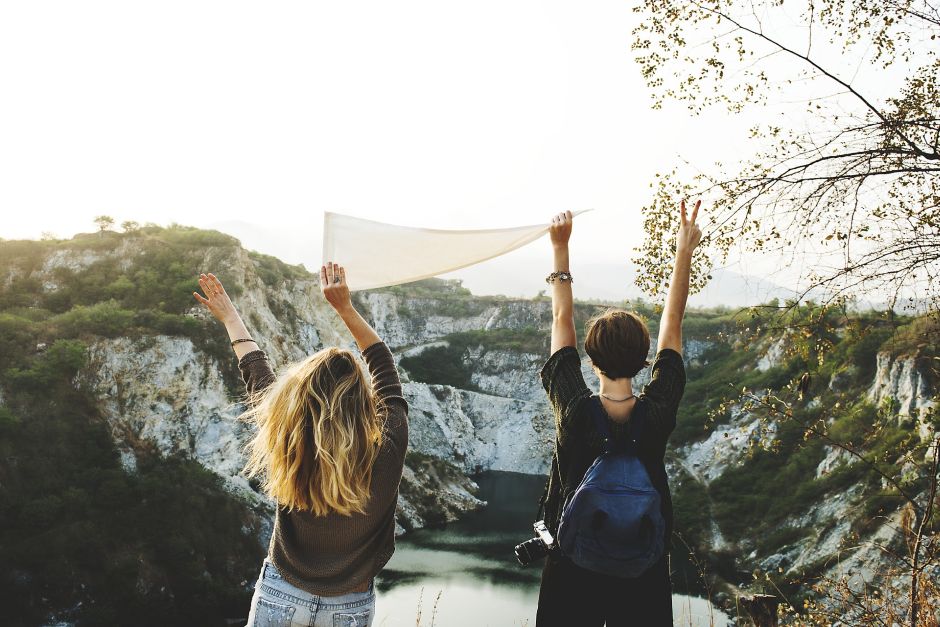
[
  {"left": 222, "top": 315, "right": 260, "bottom": 360},
  {"left": 336, "top": 304, "right": 382, "bottom": 351},
  {"left": 550, "top": 244, "right": 576, "bottom": 352},
  {"left": 658, "top": 248, "right": 693, "bottom": 353},
  {"left": 551, "top": 244, "right": 573, "bottom": 320}
]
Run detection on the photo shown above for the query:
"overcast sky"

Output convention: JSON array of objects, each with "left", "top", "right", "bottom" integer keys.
[{"left": 0, "top": 0, "right": 874, "bottom": 301}]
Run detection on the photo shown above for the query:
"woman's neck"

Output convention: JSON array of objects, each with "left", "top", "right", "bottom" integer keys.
[{"left": 597, "top": 374, "right": 634, "bottom": 399}]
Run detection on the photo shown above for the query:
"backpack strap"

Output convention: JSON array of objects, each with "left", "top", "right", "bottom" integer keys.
[
  {"left": 588, "top": 396, "right": 613, "bottom": 453},
  {"left": 537, "top": 439, "right": 562, "bottom": 527},
  {"left": 536, "top": 454, "right": 557, "bottom": 520}
]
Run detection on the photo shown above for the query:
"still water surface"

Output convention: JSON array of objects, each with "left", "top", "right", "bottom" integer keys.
[{"left": 373, "top": 472, "right": 731, "bottom": 627}]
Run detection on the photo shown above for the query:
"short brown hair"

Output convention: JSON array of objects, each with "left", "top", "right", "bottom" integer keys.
[{"left": 584, "top": 309, "right": 651, "bottom": 379}]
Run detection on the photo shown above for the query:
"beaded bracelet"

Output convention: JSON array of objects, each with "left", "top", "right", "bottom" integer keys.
[
  {"left": 545, "top": 271, "right": 573, "bottom": 284},
  {"left": 230, "top": 338, "right": 256, "bottom": 347}
]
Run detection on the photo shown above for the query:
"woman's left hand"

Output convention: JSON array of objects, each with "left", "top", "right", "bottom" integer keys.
[
  {"left": 193, "top": 273, "right": 240, "bottom": 324},
  {"left": 549, "top": 211, "right": 573, "bottom": 248},
  {"left": 321, "top": 262, "right": 352, "bottom": 312}
]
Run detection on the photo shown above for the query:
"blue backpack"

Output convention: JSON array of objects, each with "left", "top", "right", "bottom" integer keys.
[{"left": 556, "top": 396, "right": 665, "bottom": 577}]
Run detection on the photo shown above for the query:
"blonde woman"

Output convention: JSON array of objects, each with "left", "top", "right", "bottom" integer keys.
[{"left": 193, "top": 262, "right": 408, "bottom": 627}]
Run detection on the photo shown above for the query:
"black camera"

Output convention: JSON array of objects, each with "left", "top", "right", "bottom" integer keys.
[{"left": 514, "top": 520, "right": 556, "bottom": 566}]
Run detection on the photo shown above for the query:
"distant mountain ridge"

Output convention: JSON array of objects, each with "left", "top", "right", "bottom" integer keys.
[{"left": 205, "top": 218, "right": 796, "bottom": 308}]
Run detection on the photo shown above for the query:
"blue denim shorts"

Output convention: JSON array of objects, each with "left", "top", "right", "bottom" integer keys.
[{"left": 246, "top": 558, "right": 375, "bottom": 627}]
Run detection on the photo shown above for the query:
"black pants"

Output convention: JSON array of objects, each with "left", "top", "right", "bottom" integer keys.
[{"left": 535, "top": 552, "right": 673, "bottom": 627}]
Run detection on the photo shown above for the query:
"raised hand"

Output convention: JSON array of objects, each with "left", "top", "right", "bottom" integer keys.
[
  {"left": 657, "top": 199, "right": 704, "bottom": 354},
  {"left": 320, "top": 261, "right": 352, "bottom": 313},
  {"left": 320, "top": 262, "right": 381, "bottom": 350},
  {"left": 677, "top": 200, "right": 703, "bottom": 254},
  {"left": 548, "top": 211, "right": 576, "bottom": 353},
  {"left": 549, "top": 210, "right": 573, "bottom": 248},
  {"left": 193, "top": 273, "right": 240, "bottom": 324}
]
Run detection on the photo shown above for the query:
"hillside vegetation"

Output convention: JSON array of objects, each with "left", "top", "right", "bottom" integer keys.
[
  {"left": 0, "top": 226, "right": 937, "bottom": 624},
  {"left": 0, "top": 227, "right": 278, "bottom": 625}
]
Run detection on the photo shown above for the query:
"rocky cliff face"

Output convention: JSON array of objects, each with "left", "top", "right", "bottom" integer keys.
[
  {"left": 33, "top": 242, "right": 485, "bottom": 533},
  {"left": 17, "top": 233, "right": 939, "bottom": 611},
  {"left": 869, "top": 351, "right": 936, "bottom": 442},
  {"left": 64, "top": 244, "right": 725, "bottom": 535}
]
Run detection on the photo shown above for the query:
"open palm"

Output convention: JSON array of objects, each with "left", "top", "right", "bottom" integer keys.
[{"left": 193, "top": 273, "right": 239, "bottom": 324}]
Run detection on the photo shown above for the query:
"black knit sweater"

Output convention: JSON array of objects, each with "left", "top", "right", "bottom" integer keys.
[{"left": 538, "top": 346, "right": 686, "bottom": 550}]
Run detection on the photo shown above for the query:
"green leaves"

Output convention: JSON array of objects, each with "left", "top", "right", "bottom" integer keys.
[
  {"left": 631, "top": 0, "right": 940, "bottom": 311},
  {"left": 631, "top": 170, "right": 717, "bottom": 299}
]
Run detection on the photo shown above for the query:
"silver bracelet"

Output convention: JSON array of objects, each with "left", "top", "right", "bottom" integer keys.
[{"left": 545, "top": 271, "right": 573, "bottom": 284}]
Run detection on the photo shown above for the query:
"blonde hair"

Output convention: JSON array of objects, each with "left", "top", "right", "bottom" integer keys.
[{"left": 241, "top": 347, "right": 384, "bottom": 516}]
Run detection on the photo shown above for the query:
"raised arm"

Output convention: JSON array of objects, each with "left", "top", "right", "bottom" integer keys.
[
  {"left": 321, "top": 262, "right": 407, "bottom": 425},
  {"left": 320, "top": 261, "right": 381, "bottom": 351},
  {"left": 194, "top": 272, "right": 275, "bottom": 395},
  {"left": 194, "top": 273, "right": 259, "bottom": 358},
  {"left": 549, "top": 211, "right": 576, "bottom": 355},
  {"left": 657, "top": 200, "right": 703, "bottom": 355}
]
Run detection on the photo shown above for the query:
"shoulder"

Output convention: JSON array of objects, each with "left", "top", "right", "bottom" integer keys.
[
  {"left": 539, "top": 346, "right": 583, "bottom": 383},
  {"left": 651, "top": 348, "right": 684, "bottom": 370},
  {"left": 541, "top": 347, "right": 593, "bottom": 441},
  {"left": 648, "top": 348, "right": 686, "bottom": 386},
  {"left": 639, "top": 347, "right": 686, "bottom": 411},
  {"left": 362, "top": 341, "right": 395, "bottom": 364}
]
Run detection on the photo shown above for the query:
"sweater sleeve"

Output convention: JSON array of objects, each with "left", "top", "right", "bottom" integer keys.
[
  {"left": 540, "top": 346, "right": 592, "bottom": 445},
  {"left": 361, "top": 341, "right": 409, "bottom": 446},
  {"left": 239, "top": 349, "right": 276, "bottom": 399},
  {"left": 636, "top": 348, "right": 686, "bottom": 445}
]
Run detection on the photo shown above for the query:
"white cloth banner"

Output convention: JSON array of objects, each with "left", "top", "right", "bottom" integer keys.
[{"left": 322, "top": 210, "right": 591, "bottom": 291}]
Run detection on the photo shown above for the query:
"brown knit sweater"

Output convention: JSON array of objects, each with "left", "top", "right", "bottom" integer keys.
[{"left": 239, "top": 341, "right": 409, "bottom": 596}]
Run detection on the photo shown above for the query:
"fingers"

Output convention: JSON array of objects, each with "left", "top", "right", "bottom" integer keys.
[
  {"left": 321, "top": 262, "right": 345, "bottom": 285},
  {"left": 193, "top": 291, "right": 210, "bottom": 306},
  {"left": 680, "top": 199, "right": 702, "bottom": 225},
  {"left": 208, "top": 272, "right": 225, "bottom": 295},
  {"left": 199, "top": 273, "right": 220, "bottom": 297},
  {"left": 550, "top": 211, "right": 572, "bottom": 225}
]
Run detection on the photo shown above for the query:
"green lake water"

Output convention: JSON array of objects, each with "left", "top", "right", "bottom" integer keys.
[{"left": 373, "top": 471, "right": 732, "bottom": 626}]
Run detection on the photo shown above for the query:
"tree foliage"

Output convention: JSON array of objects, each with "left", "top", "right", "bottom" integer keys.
[
  {"left": 631, "top": 0, "right": 939, "bottom": 309},
  {"left": 0, "top": 226, "right": 286, "bottom": 625},
  {"left": 93, "top": 215, "right": 115, "bottom": 232}
]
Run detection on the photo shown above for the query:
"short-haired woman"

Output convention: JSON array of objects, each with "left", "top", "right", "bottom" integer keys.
[
  {"left": 535, "top": 202, "right": 703, "bottom": 626},
  {"left": 194, "top": 262, "right": 407, "bottom": 627}
]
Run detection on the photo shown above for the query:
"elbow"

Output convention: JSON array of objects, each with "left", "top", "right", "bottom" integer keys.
[{"left": 552, "top": 308, "right": 573, "bottom": 324}]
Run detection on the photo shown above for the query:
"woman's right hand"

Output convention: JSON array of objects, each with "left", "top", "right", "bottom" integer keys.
[
  {"left": 549, "top": 211, "right": 573, "bottom": 248},
  {"left": 194, "top": 273, "right": 240, "bottom": 324},
  {"left": 677, "top": 200, "right": 703, "bottom": 254},
  {"left": 320, "top": 261, "right": 352, "bottom": 312}
]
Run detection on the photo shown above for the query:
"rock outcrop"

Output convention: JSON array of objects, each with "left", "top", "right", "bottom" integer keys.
[
  {"left": 15, "top": 232, "right": 938, "bottom": 612},
  {"left": 869, "top": 352, "right": 936, "bottom": 441}
]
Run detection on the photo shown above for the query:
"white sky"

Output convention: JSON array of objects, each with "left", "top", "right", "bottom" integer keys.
[{"left": 0, "top": 0, "right": 897, "bottom": 301}]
